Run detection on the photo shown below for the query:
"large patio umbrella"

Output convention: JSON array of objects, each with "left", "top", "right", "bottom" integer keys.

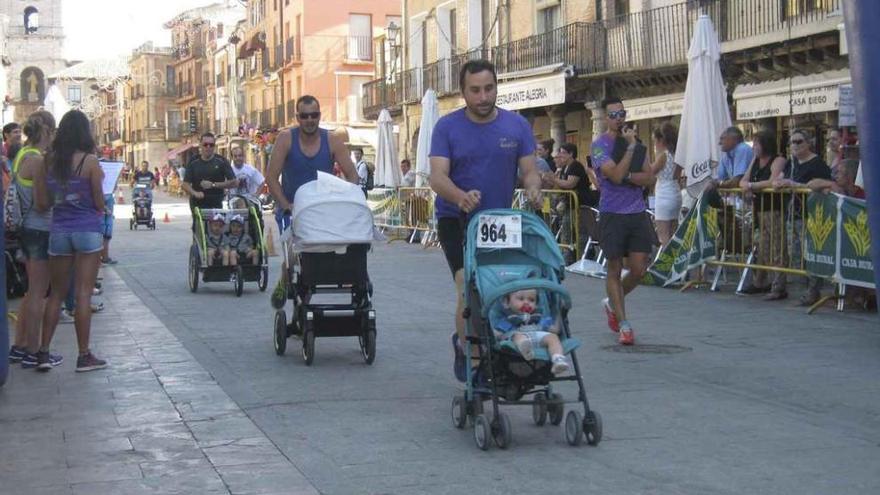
[
  {"left": 374, "top": 109, "right": 400, "bottom": 187},
  {"left": 675, "top": 14, "right": 732, "bottom": 198},
  {"left": 43, "top": 84, "right": 71, "bottom": 123},
  {"left": 414, "top": 89, "right": 439, "bottom": 187}
]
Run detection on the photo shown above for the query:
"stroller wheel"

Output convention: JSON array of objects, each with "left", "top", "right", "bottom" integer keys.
[
  {"left": 273, "top": 310, "right": 287, "bottom": 356},
  {"left": 564, "top": 410, "right": 584, "bottom": 446},
  {"left": 473, "top": 414, "right": 491, "bottom": 451},
  {"left": 451, "top": 395, "right": 466, "bottom": 429},
  {"left": 258, "top": 266, "right": 269, "bottom": 292},
  {"left": 234, "top": 266, "right": 244, "bottom": 297},
  {"left": 188, "top": 246, "right": 200, "bottom": 293},
  {"left": 548, "top": 393, "right": 565, "bottom": 426},
  {"left": 492, "top": 412, "right": 512, "bottom": 450},
  {"left": 532, "top": 392, "right": 548, "bottom": 426},
  {"left": 302, "top": 329, "right": 315, "bottom": 365},
  {"left": 585, "top": 410, "right": 603, "bottom": 446},
  {"left": 360, "top": 329, "right": 376, "bottom": 365}
]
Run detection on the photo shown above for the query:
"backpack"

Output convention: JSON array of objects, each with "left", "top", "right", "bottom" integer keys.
[{"left": 4, "top": 147, "right": 40, "bottom": 234}]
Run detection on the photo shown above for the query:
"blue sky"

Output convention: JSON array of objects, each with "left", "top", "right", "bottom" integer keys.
[{"left": 63, "top": 0, "right": 224, "bottom": 60}]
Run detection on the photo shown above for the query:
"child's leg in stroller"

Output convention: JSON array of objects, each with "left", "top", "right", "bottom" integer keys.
[
  {"left": 248, "top": 249, "right": 258, "bottom": 265},
  {"left": 228, "top": 249, "right": 238, "bottom": 266},
  {"left": 222, "top": 248, "right": 230, "bottom": 266},
  {"left": 543, "top": 334, "right": 570, "bottom": 375},
  {"left": 541, "top": 333, "right": 564, "bottom": 357},
  {"left": 511, "top": 332, "right": 535, "bottom": 361}
]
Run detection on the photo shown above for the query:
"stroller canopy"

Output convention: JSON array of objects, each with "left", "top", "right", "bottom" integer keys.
[
  {"left": 292, "top": 172, "right": 375, "bottom": 248},
  {"left": 463, "top": 208, "right": 570, "bottom": 316}
]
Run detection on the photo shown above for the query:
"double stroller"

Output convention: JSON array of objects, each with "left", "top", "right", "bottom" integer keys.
[
  {"left": 188, "top": 198, "right": 269, "bottom": 297},
  {"left": 129, "top": 183, "right": 156, "bottom": 230},
  {"left": 273, "top": 172, "right": 377, "bottom": 365},
  {"left": 452, "top": 208, "right": 602, "bottom": 450}
]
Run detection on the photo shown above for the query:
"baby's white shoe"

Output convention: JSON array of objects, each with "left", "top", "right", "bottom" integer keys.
[{"left": 551, "top": 354, "right": 570, "bottom": 375}]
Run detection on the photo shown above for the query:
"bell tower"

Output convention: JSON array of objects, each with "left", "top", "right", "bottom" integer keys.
[{"left": 0, "top": 0, "right": 67, "bottom": 121}]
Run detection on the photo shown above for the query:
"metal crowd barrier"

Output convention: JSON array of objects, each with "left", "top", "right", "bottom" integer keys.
[
  {"left": 366, "top": 187, "right": 582, "bottom": 255},
  {"left": 708, "top": 188, "right": 812, "bottom": 293}
]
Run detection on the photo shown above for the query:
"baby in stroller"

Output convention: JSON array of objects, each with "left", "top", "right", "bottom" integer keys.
[
  {"left": 207, "top": 213, "right": 229, "bottom": 266},
  {"left": 227, "top": 214, "right": 257, "bottom": 266},
  {"left": 492, "top": 288, "right": 570, "bottom": 375},
  {"left": 133, "top": 187, "right": 151, "bottom": 220}
]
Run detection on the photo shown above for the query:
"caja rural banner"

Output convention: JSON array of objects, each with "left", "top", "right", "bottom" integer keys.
[
  {"left": 644, "top": 193, "right": 718, "bottom": 287},
  {"left": 806, "top": 192, "right": 875, "bottom": 288}
]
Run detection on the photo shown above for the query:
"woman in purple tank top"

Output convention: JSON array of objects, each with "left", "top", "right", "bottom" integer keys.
[{"left": 34, "top": 110, "right": 108, "bottom": 372}]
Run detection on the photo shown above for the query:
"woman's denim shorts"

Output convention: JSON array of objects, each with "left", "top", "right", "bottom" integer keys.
[{"left": 48, "top": 231, "right": 104, "bottom": 256}]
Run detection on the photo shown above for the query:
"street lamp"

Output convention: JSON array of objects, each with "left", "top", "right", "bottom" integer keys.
[{"left": 385, "top": 21, "right": 400, "bottom": 81}]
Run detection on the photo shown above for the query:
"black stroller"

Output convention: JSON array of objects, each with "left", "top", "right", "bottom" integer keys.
[{"left": 129, "top": 183, "right": 156, "bottom": 230}]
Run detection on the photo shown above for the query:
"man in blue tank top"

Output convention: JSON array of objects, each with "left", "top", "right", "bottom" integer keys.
[
  {"left": 266, "top": 95, "right": 359, "bottom": 308},
  {"left": 429, "top": 59, "right": 543, "bottom": 382},
  {"left": 266, "top": 95, "right": 359, "bottom": 214}
]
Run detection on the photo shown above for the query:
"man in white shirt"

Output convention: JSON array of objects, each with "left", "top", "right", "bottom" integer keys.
[
  {"left": 230, "top": 146, "right": 265, "bottom": 198},
  {"left": 400, "top": 158, "right": 416, "bottom": 187},
  {"left": 353, "top": 148, "right": 369, "bottom": 189}
]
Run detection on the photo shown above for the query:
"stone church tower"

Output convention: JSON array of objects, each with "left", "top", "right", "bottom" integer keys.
[{"left": 0, "top": 0, "right": 67, "bottom": 122}]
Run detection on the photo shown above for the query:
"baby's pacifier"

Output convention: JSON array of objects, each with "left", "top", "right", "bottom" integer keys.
[{"left": 520, "top": 303, "right": 534, "bottom": 314}]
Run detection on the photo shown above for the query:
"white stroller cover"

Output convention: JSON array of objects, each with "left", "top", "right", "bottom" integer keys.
[{"left": 291, "top": 172, "right": 376, "bottom": 252}]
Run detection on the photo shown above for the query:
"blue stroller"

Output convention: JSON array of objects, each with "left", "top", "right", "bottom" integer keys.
[{"left": 452, "top": 208, "right": 602, "bottom": 450}]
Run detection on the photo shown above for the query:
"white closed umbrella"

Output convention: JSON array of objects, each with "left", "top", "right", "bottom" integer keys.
[
  {"left": 374, "top": 109, "right": 400, "bottom": 187},
  {"left": 675, "top": 14, "right": 732, "bottom": 198},
  {"left": 43, "top": 84, "right": 71, "bottom": 123},
  {"left": 414, "top": 89, "right": 439, "bottom": 187}
]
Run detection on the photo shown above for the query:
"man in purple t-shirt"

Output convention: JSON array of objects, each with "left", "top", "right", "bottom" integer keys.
[
  {"left": 429, "top": 59, "right": 542, "bottom": 381},
  {"left": 591, "top": 97, "right": 656, "bottom": 346}
]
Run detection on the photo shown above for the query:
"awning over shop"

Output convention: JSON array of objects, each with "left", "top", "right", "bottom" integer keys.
[
  {"left": 496, "top": 72, "right": 566, "bottom": 112},
  {"left": 623, "top": 93, "right": 685, "bottom": 121},
  {"left": 166, "top": 142, "right": 195, "bottom": 161},
  {"left": 733, "top": 69, "right": 851, "bottom": 120}
]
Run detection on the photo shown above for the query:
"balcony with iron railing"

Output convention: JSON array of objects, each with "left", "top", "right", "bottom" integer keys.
[
  {"left": 274, "top": 105, "right": 284, "bottom": 127},
  {"left": 346, "top": 35, "right": 373, "bottom": 62},
  {"left": 177, "top": 80, "right": 193, "bottom": 100},
  {"left": 286, "top": 100, "right": 296, "bottom": 123},
  {"left": 285, "top": 37, "right": 302, "bottom": 65},
  {"left": 274, "top": 44, "right": 283, "bottom": 70},
  {"left": 362, "top": 0, "right": 842, "bottom": 117}
]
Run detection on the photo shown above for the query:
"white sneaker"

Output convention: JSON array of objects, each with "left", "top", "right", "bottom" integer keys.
[
  {"left": 59, "top": 309, "right": 75, "bottom": 324},
  {"left": 551, "top": 355, "right": 570, "bottom": 375}
]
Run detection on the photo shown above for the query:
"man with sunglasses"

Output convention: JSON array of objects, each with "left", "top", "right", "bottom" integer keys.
[
  {"left": 266, "top": 95, "right": 359, "bottom": 308},
  {"left": 591, "top": 97, "right": 656, "bottom": 346},
  {"left": 182, "top": 132, "right": 237, "bottom": 227}
]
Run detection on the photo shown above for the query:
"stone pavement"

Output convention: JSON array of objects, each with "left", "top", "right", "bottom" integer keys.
[
  {"left": 0, "top": 269, "right": 319, "bottom": 495},
  {"left": 2, "top": 189, "right": 879, "bottom": 494}
]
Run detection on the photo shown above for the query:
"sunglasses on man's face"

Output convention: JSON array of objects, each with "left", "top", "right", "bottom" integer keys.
[
  {"left": 790, "top": 139, "right": 805, "bottom": 145},
  {"left": 298, "top": 112, "right": 321, "bottom": 120},
  {"left": 202, "top": 142, "right": 215, "bottom": 148},
  {"left": 608, "top": 110, "right": 627, "bottom": 119}
]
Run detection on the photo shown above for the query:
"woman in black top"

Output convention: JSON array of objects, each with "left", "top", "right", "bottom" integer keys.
[
  {"left": 739, "top": 130, "right": 788, "bottom": 299},
  {"left": 772, "top": 129, "right": 831, "bottom": 306},
  {"left": 548, "top": 143, "right": 600, "bottom": 260}
]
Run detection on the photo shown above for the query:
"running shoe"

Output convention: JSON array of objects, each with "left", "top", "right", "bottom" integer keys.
[
  {"left": 602, "top": 298, "right": 620, "bottom": 333},
  {"left": 93, "top": 287, "right": 103, "bottom": 296},
  {"left": 8, "top": 345, "right": 26, "bottom": 363},
  {"left": 551, "top": 355, "right": 570, "bottom": 375},
  {"left": 60, "top": 309, "right": 75, "bottom": 324},
  {"left": 21, "top": 353, "right": 38, "bottom": 369},
  {"left": 101, "top": 258, "right": 118, "bottom": 265},
  {"left": 36, "top": 351, "right": 53, "bottom": 372},
  {"left": 91, "top": 302, "right": 105, "bottom": 313},
  {"left": 49, "top": 353, "right": 63, "bottom": 367},
  {"left": 75, "top": 352, "right": 108, "bottom": 372},
  {"left": 618, "top": 324, "right": 635, "bottom": 346}
]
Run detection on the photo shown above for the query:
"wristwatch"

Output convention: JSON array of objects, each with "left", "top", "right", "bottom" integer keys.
[{"left": 210, "top": 182, "right": 215, "bottom": 189}]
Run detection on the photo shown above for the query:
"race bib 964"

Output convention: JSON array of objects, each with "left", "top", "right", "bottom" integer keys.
[{"left": 476, "top": 214, "right": 522, "bottom": 249}]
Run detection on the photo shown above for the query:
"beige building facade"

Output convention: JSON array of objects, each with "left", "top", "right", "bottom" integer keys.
[
  {"left": 123, "top": 43, "right": 177, "bottom": 169},
  {"left": 365, "top": 0, "right": 849, "bottom": 163}
]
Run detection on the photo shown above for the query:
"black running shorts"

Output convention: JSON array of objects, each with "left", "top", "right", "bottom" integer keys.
[
  {"left": 598, "top": 211, "right": 657, "bottom": 259},
  {"left": 437, "top": 216, "right": 467, "bottom": 277}
]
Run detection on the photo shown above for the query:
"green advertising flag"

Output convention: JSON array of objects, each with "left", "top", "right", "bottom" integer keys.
[
  {"left": 838, "top": 195, "right": 874, "bottom": 287},
  {"left": 804, "top": 193, "right": 838, "bottom": 279},
  {"left": 646, "top": 193, "right": 716, "bottom": 287}
]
